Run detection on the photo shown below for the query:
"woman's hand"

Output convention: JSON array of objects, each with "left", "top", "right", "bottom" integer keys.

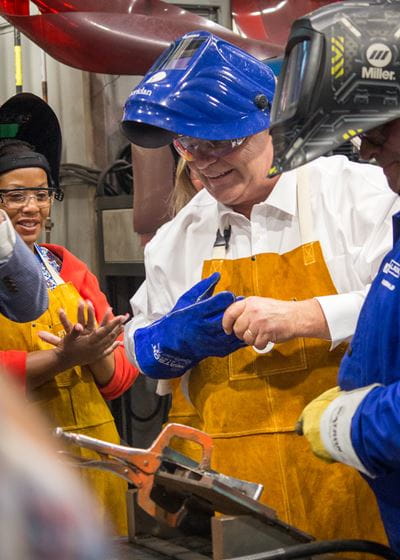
[{"left": 38, "top": 300, "right": 128, "bottom": 386}]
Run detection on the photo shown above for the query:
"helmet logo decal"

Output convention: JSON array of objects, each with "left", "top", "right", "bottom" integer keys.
[
  {"left": 362, "top": 43, "right": 395, "bottom": 81},
  {"left": 366, "top": 43, "right": 392, "bottom": 67},
  {"left": 133, "top": 86, "right": 152, "bottom": 96},
  {"left": 147, "top": 71, "right": 167, "bottom": 83},
  {"left": 331, "top": 36, "right": 345, "bottom": 79}
]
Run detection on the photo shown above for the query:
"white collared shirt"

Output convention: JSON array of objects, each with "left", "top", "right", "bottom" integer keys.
[{"left": 125, "top": 155, "right": 400, "bottom": 366}]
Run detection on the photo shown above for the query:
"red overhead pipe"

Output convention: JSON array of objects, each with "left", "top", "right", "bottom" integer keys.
[
  {"left": 232, "top": 0, "right": 343, "bottom": 46},
  {"left": 0, "top": 0, "right": 341, "bottom": 77},
  {"left": 0, "top": 9, "right": 282, "bottom": 75}
]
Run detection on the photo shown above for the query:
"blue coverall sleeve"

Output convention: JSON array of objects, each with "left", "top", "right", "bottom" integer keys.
[
  {"left": 0, "top": 234, "right": 48, "bottom": 322},
  {"left": 351, "top": 383, "right": 400, "bottom": 476}
]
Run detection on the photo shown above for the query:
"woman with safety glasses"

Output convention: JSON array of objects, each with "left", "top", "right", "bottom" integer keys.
[{"left": 0, "top": 94, "right": 138, "bottom": 536}]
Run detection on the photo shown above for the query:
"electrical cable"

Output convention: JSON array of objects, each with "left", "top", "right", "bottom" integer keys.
[
  {"left": 59, "top": 144, "right": 133, "bottom": 196},
  {"left": 60, "top": 163, "right": 100, "bottom": 187},
  {"left": 114, "top": 143, "right": 133, "bottom": 194},
  {"left": 227, "top": 539, "right": 400, "bottom": 560},
  {"left": 96, "top": 159, "right": 132, "bottom": 196}
]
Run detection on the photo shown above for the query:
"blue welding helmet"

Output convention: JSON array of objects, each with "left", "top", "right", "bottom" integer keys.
[
  {"left": 268, "top": 0, "right": 400, "bottom": 177},
  {"left": 121, "top": 30, "right": 276, "bottom": 148}
]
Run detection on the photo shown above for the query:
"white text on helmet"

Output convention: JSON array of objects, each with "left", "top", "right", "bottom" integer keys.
[
  {"left": 361, "top": 67, "right": 395, "bottom": 81},
  {"left": 133, "top": 87, "right": 152, "bottom": 96}
]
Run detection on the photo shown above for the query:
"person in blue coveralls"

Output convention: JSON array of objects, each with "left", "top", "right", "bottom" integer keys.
[
  {"left": 260, "top": 0, "right": 400, "bottom": 552},
  {"left": 0, "top": 208, "right": 48, "bottom": 322}
]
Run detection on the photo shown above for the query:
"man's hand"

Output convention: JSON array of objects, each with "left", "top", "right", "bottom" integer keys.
[
  {"left": 38, "top": 300, "right": 127, "bottom": 371},
  {"left": 297, "top": 384, "right": 382, "bottom": 474},
  {"left": 222, "top": 296, "right": 330, "bottom": 349},
  {"left": 134, "top": 272, "right": 245, "bottom": 379},
  {"left": 296, "top": 386, "right": 341, "bottom": 462}
]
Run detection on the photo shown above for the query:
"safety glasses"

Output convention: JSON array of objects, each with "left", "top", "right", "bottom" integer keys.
[
  {"left": 173, "top": 136, "right": 247, "bottom": 161},
  {"left": 0, "top": 188, "right": 55, "bottom": 209}
]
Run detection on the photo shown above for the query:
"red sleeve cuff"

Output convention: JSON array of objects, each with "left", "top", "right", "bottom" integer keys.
[
  {"left": 0, "top": 351, "right": 28, "bottom": 386},
  {"left": 99, "top": 347, "right": 139, "bottom": 400}
]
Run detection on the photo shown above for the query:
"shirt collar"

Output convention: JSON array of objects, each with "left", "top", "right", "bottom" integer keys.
[{"left": 216, "top": 168, "right": 298, "bottom": 232}]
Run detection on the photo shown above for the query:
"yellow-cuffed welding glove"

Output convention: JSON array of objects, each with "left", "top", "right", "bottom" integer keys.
[{"left": 296, "top": 386, "right": 341, "bottom": 463}]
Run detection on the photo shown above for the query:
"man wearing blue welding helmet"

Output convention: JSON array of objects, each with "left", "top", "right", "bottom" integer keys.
[
  {"left": 121, "top": 30, "right": 396, "bottom": 543},
  {"left": 266, "top": 0, "right": 400, "bottom": 552}
]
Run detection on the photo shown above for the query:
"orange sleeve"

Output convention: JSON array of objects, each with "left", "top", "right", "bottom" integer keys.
[
  {"left": 78, "top": 269, "right": 139, "bottom": 399},
  {"left": 57, "top": 247, "right": 139, "bottom": 400},
  {"left": 99, "top": 346, "right": 139, "bottom": 401}
]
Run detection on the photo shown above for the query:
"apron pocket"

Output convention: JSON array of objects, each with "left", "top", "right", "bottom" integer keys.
[{"left": 228, "top": 337, "right": 307, "bottom": 381}]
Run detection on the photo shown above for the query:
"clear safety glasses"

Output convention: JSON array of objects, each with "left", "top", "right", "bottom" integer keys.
[
  {"left": 173, "top": 136, "right": 247, "bottom": 161},
  {"left": 0, "top": 188, "right": 55, "bottom": 209}
]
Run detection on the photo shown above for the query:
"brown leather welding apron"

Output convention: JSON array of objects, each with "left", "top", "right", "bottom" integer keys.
[
  {"left": 0, "top": 280, "right": 128, "bottom": 535},
  {"left": 169, "top": 168, "right": 386, "bottom": 546}
]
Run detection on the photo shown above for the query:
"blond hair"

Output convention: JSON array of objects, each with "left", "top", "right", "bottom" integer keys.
[{"left": 168, "top": 158, "right": 202, "bottom": 217}]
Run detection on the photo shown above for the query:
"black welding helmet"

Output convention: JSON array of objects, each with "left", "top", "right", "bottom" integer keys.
[
  {"left": 268, "top": 0, "right": 400, "bottom": 177},
  {"left": 0, "top": 93, "right": 63, "bottom": 199}
]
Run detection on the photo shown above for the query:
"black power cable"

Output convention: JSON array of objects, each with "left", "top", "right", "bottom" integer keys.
[
  {"left": 96, "top": 158, "right": 132, "bottom": 196},
  {"left": 59, "top": 144, "right": 133, "bottom": 197},
  {"left": 227, "top": 539, "right": 399, "bottom": 560},
  {"left": 114, "top": 143, "right": 133, "bottom": 194},
  {"left": 60, "top": 163, "right": 100, "bottom": 186}
]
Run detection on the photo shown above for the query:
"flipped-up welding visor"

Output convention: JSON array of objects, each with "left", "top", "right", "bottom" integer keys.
[
  {"left": 0, "top": 93, "right": 63, "bottom": 200},
  {"left": 121, "top": 30, "right": 276, "bottom": 148},
  {"left": 270, "top": 33, "right": 322, "bottom": 152},
  {"left": 269, "top": 0, "right": 400, "bottom": 176}
]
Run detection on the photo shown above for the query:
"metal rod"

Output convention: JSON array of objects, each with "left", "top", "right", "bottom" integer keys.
[
  {"left": 13, "top": 28, "right": 23, "bottom": 94},
  {"left": 41, "top": 49, "right": 48, "bottom": 102}
]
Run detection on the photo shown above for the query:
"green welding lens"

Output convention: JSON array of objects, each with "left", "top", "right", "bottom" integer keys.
[{"left": 0, "top": 123, "right": 20, "bottom": 138}]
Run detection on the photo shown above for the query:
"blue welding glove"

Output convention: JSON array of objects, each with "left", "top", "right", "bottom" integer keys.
[{"left": 134, "top": 272, "right": 245, "bottom": 379}]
